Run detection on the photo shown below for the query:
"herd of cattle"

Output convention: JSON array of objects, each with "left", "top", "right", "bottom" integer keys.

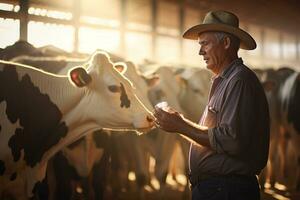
[{"left": 0, "top": 41, "right": 299, "bottom": 200}]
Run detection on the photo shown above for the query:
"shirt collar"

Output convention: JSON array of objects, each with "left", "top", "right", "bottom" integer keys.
[{"left": 211, "top": 58, "right": 243, "bottom": 82}]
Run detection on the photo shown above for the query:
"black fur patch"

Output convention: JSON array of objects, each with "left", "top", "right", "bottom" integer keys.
[
  {"left": 288, "top": 76, "right": 300, "bottom": 133},
  {"left": 31, "top": 178, "right": 49, "bottom": 200},
  {"left": 0, "top": 41, "right": 43, "bottom": 61},
  {"left": 0, "top": 64, "right": 68, "bottom": 167},
  {"left": 120, "top": 83, "right": 130, "bottom": 108}
]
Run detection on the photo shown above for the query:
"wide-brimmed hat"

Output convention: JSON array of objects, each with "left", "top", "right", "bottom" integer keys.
[{"left": 183, "top": 10, "right": 256, "bottom": 50}]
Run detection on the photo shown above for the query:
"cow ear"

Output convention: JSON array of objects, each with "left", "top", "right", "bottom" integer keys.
[
  {"left": 113, "top": 62, "right": 127, "bottom": 74},
  {"left": 144, "top": 75, "right": 160, "bottom": 87},
  {"left": 69, "top": 67, "right": 92, "bottom": 87},
  {"left": 176, "top": 76, "right": 188, "bottom": 87}
]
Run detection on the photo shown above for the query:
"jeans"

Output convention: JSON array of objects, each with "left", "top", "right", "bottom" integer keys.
[{"left": 191, "top": 175, "right": 260, "bottom": 200}]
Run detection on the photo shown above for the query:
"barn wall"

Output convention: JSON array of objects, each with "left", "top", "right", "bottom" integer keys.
[{"left": 0, "top": 0, "right": 299, "bottom": 69}]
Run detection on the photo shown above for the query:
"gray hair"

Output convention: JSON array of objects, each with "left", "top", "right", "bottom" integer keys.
[{"left": 213, "top": 32, "right": 240, "bottom": 51}]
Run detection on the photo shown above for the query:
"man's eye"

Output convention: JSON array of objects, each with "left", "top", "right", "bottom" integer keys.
[{"left": 108, "top": 85, "right": 121, "bottom": 93}]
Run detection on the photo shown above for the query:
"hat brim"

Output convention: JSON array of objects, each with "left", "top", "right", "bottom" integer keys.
[{"left": 183, "top": 23, "right": 256, "bottom": 50}]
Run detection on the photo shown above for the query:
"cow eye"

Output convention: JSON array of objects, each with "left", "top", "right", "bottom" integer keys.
[
  {"left": 193, "top": 88, "right": 200, "bottom": 93},
  {"left": 108, "top": 85, "right": 121, "bottom": 93},
  {"left": 193, "top": 88, "right": 205, "bottom": 96}
]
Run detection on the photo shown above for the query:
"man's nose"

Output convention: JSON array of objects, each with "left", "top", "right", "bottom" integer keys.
[{"left": 199, "top": 49, "right": 205, "bottom": 56}]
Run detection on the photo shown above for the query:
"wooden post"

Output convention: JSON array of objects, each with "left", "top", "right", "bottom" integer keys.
[
  {"left": 73, "top": 0, "right": 81, "bottom": 53},
  {"left": 279, "top": 32, "right": 283, "bottom": 60},
  {"left": 179, "top": 0, "right": 184, "bottom": 64},
  {"left": 151, "top": 0, "right": 157, "bottom": 61},
  {"left": 120, "top": 0, "right": 126, "bottom": 57},
  {"left": 19, "top": 0, "right": 29, "bottom": 41}
]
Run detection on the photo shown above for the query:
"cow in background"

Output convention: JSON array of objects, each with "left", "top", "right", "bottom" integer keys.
[
  {"left": 0, "top": 51, "right": 154, "bottom": 199},
  {"left": 177, "top": 68, "right": 211, "bottom": 122},
  {"left": 0, "top": 41, "right": 44, "bottom": 61},
  {"left": 255, "top": 67, "right": 300, "bottom": 192},
  {"left": 48, "top": 129, "right": 111, "bottom": 200},
  {"left": 11, "top": 55, "right": 88, "bottom": 75},
  {"left": 255, "top": 68, "right": 285, "bottom": 189},
  {"left": 0, "top": 40, "right": 80, "bottom": 61},
  {"left": 105, "top": 62, "right": 157, "bottom": 199},
  {"left": 278, "top": 69, "right": 300, "bottom": 191},
  {"left": 144, "top": 66, "right": 190, "bottom": 194},
  {"left": 109, "top": 63, "right": 189, "bottom": 198}
]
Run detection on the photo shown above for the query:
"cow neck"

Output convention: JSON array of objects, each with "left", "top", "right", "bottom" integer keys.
[
  {"left": 32, "top": 73, "right": 86, "bottom": 114},
  {"left": 41, "top": 122, "right": 99, "bottom": 165}
]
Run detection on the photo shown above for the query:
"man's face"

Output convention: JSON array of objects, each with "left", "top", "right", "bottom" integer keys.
[{"left": 198, "top": 32, "right": 226, "bottom": 74}]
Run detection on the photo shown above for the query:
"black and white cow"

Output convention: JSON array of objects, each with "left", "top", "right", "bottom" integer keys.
[
  {"left": 11, "top": 55, "right": 88, "bottom": 75},
  {"left": 48, "top": 129, "right": 111, "bottom": 200},
  {"left": 255, "top": 67, "right": 300, "bottom": 191},
  {"left": 0, "top": 51, "right": 154, "bottom": 199},
  {"left": 13, "top": 57, "right": 153, "bottom": 200},
  {"left": 145, "top": 67, "right": 190, "bottom": 188},
  {"left": 0, "top": 41, "right": 44, "bottom": 61},
  {"left": 278, "top": 69, "right": 300, "bottom": 190}
]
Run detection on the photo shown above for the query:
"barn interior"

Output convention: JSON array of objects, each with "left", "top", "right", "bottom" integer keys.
[
  {"left": 1, "top": 0, "right": 300, "bottom": 68},
  {"left": 0, "top": 0, "right": 300, "bottom": 200}
]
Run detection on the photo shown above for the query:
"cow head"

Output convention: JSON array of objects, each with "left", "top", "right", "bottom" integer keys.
[
  {"left": 177, "top": 68, "right": 211, "bottom": 122},
  {"left": 145, "top": 66, "right": 185, "bottom": 114},
  {"left": 68, "top": 51, "right": 154, "bottom": 132},
  {"left": 114, "top": 61, "right": 154, "bottom": 112}
]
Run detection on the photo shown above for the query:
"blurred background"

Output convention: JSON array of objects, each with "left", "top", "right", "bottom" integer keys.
[{"left": 1, "top": 0, "right": 300, "bottom": 68}]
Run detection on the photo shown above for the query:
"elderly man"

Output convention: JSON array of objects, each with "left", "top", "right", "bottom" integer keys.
[{"left": 154, "top": 10, "right": 270, "bottom": 200}]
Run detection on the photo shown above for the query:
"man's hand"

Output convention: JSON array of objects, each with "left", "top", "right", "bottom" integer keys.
[
  {"left": 154, "top": 105, "right": 211, "bottom": 147},
  {"left": 153, "top": 106, "right": 186, "bottom": 133}
]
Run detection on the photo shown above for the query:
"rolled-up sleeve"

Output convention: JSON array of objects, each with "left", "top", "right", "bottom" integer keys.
[{"left": 208, "top": 78, "right": 256, "bottom": 157}]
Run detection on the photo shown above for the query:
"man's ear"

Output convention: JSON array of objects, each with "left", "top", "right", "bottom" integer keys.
[{"left": 224, "top": 36, "right": 230, "bottom": 49}]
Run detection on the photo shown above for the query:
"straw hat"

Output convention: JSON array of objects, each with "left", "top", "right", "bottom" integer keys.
[{"left": 183, "top": 10, "right": 256, "bottom": 50}]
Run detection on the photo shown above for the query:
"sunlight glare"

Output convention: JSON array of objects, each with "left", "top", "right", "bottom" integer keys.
[
  {"left": 0, "top": 18, "right": 19, "bottom": 48},
  {"left": 28, "top": 21, "right": 74, "bottom": 52},
  {"left": 14, "top": 5, "right": 20, "bottom": 12},
  {"left": 0, "top": 3, "right": 14, "bottom": 11},
  {"left": 128, "top": 171, "right": 136, "bottom": 181},
  {"left": 264, "top": 188, "right": 290, "bottom": 200},
  {"left": 156, "top": 36, "right": 180, "bottom": 64},
  {"left": 81, "top": 16, "right": 119, "bottom": 28},
  {"left": 166, "top": 173, "right": 178, "bottom": 187},
  {"left": 78, "top": 27, "right": 120, "bottom": 55},
  {"left": 28, "top": 7, "right": 72, "bottom": 20},
  {"left": 150, "top": 177, "right": 160, "bottom": 190},
  {"left": 274, "top": 182, "right": 287, "bottom": 191},
  {"left": 175, "top": 174, "right": 187, "bottom": 186},
  {"left": 125, "top": 32, "right": 152, "bottom": 64}
]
